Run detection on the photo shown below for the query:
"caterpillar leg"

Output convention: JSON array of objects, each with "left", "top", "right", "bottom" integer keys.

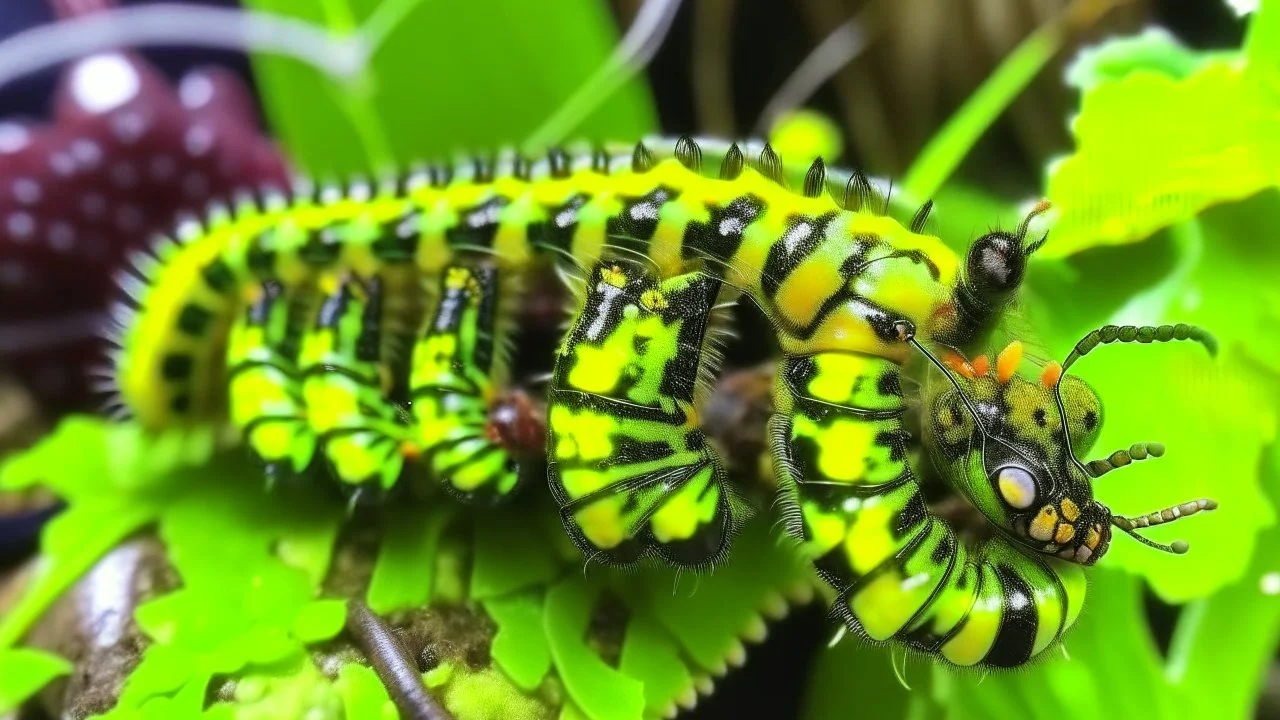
[
  {"left": 548, "top": 261, "right": 737, "bottom": 567},
  {"left": 770, "top": 352, "right": 1085, "bottom": 667},
  {"left": 408, "top": 265, "right": 522, "bottom": 504},
  {"left": 226, "top": 281, "right": 315, "bottom": 484},
  {"left": 300, "top": 275, "right": 406, "bottom": 500}
]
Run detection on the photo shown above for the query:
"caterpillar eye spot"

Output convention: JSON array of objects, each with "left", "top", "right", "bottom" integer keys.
[{"left": 995, "top": 466, "right": 1038, "bottom": 509}]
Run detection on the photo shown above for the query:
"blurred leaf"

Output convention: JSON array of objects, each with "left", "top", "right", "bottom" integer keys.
[
  {"left": 1044, "top": 6, "right": 1280, "bottom": 256},
  {"left": 1164, "top": 444, "right": 1280, "bottom": 718},
  {"left": 0, "top": 648, "right": 73, "bottom": 714},
  {"left": 544, "top": 577, "right": 646, "bottom": 720},
  {"left": 337, "top": 663, "right": 396, "bottom": 720},
  {"left": 366, "top": 503, "right": 455, "bottom": 614},
  {"left": 1064, "top": 27, "right": 1224, "bottom": 90},
  {"left": 243, "top": 0, "right": 657, "bottom": 175},
  {"left": 483, "top": 591, "right": 551, "bottom": 692},
  {"left": 800, "top": 638, "right": 928, "bottom": 720},
  {"left": 470, "top": 507, "right": 563, "bottom": 600},
  {"left": 903, "top": 9, "right": 1068, "bottom": 200}
]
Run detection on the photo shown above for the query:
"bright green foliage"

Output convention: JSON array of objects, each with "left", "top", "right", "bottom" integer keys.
[
  {"left": 0, "top": 416, "right": 814, "bottom": 719},
  {"left": 241, "top": 0, "right": 657, "bottom": 175},
  {"left": 1043, "top": 1, "right": 1280, "bottom": 256},
  {"left": 0, "top": 648, "right": 73, "bottom": 714}
]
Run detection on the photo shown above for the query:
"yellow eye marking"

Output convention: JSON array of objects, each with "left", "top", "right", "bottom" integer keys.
[
  {"left": 1054, "top": 524, "right": 1076, "bottom": 544},
  {"left": 1060, "top": 497, "right": 1081, "bottom": 522},
  {"left": 1029, "top": 505, "right": 1058, "bottom": 541},
  {"left": 1085, "top": 526, "right": 1102, "bottom": 550},
  {"left": 996, "top": 467, "right": 1036, "bottom": 509}
]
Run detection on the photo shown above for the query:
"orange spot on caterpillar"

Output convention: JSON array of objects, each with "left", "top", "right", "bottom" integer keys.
[
  {"left": 996, "top": 341, "right": 1023, "bottom": 384},
  {"left": 399, "top": 441, "right": 423, "bottom": 460},
  {"left": 943, "top": 351, "right": 976, "bottom": 379},
  {"left": 1041, "top": 361, "right": 1062, "bottom": 388},
  {"left": 971, "top": 355, "right": 990, "bottom": 376}
]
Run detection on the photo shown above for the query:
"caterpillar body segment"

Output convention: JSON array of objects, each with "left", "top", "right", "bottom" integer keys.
[
  {"left": 225, "top": 280, "right": 314, "bottom": 484},
  {"left": 300, "top": 276, "right": 406, "bottom": 497},
  {"left": 547, "top": 260, "right": 739, "bottom": 567},
  {"left": 409, "top": 265, "right": 523, "bottom": 504},
  {"left": 769, "top": 349, "right": 1087, "bottom": 667},
  {"left": 115, "top": 137, "right": 972, "bottom": 432}
]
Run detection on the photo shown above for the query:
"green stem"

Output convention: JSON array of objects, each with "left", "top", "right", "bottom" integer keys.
[
  {"left": 901, "top": 11, "right": 1068, "bottom": 199},
  {"left": 317, "top": 0, "right": 397, "bottom": 173}
]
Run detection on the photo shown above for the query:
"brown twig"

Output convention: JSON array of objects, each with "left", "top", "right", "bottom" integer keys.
[{"left": 345, "top": 600, "right": 455, "bottom": 720}]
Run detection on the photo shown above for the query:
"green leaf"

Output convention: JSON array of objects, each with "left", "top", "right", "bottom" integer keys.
[
  {"left": 293, "top": 600, "right": 347, "bottom": 644},
  {"left": 337, "top": 663, "right": 395, "bottom": 720},
  {"left": 470, "top": 507, "right": 563, "bottom": 600},
  {"left": 483, "top": 591, "right": 552, "bottom": 691},
  {"left": 617, "top": 614, "right": 690, "bottom": 715},
  {"left": 1164, "top": 447, "right": 1280, "bottom": 718},
  {"left": 243, "top": 0, "right": 657, "bottom": 175},
  {"left": 366, "top": 502, "right": 455, "bottom": 613},
  {"left": 0, "top": 648, "right": 73, "bottom": 714},
  {"left": 543, "top": 577, "right": 646, "bottom": 720},
  {"left": 626, "top": 519, "right": 812, "bottom": 674},
  {"left": 1064, "top": 27, "right": 1223, "bottom": 90},
  {"left": 800, "top": 640, "right": 921, "bottom": 720},
  {"left": 1044, "top": 7, "right": 1280, "bottom": 257}
]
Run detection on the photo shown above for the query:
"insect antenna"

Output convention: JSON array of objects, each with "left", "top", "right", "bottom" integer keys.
[
  {"left": 900, "top": 324, "right": 989, "bottom": 436},
  {"left": 1049, "top": 323, "right": 1218, "bottom": 552},
  {"left": 1086, "top": 442, "right": 1164, "bottom": 478},
  {"left": 1111, "top": 498, "right": 1218, "bottom": 555},
  {"left": 1051, "top": 323, "right": 1216, "bottom": 478}
]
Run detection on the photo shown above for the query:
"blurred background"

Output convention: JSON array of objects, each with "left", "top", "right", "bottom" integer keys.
[{"left": 0, "top": 1, "right": 1273, "bottom": 719}]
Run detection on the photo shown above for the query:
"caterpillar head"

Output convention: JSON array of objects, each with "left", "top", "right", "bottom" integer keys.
[{"left": 917, "top": 326, "right": 1218, "bottom": 566}]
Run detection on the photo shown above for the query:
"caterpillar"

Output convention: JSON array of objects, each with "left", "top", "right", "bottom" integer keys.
[{"left": 107, "top": 135, "right": 1217, "bottom": 667}]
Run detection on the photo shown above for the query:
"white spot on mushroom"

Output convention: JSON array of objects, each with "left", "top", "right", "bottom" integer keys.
[
  {"left": 0, "top": 123, "right": 30, "bottom": 154},
  {"left": 12, "top": 178, "right": 41, "bottom": 205},
  {"left": 49, "top": 152, "right": 76, "bottom": 177},
  {"left": 71, "top": 138, "right": 102, "bottom": 169},
  {"left": 6, "top": 212, "right": 35, "bottom": 241},
  {"left": 184, "top": 124, "right": 214, "bottom": 157},
  {"left": 179, "top": 73, "right": 215, "bottom": 109},
  {"left": 69, "top": 53, "right": 140, "bottom": 114},
  {"left": 111, "top": 110, "right": 148, "bottom": 144}
]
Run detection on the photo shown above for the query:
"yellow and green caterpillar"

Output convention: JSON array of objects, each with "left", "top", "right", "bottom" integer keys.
[{"left": 108, "top": 136, "right": 1217, "bottom": 668}]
